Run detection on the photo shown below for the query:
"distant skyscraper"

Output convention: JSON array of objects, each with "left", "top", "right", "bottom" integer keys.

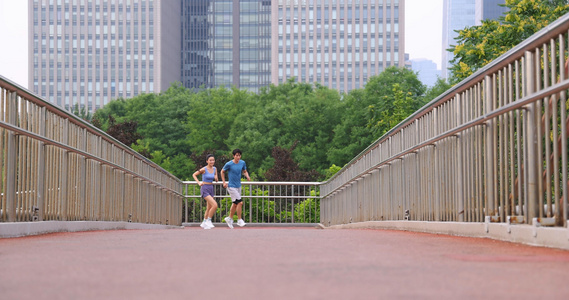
[
  {"left": 31, "top": 0, "right": 405, "bottom": 111},
  {"left": 411, "top": 58, "right": 440, "bottom": 87},
  {"left": 475, "top": 0, "right": 508, "bottom": 25},
  {"left": 442, "top": 0, "right": 509, "bottom": 79},
  {"left": 441, "top": 0, "right": 475, "bottom": 79},
  {"left": 274, "top": 0, "right": 405, "bottom": 93},
  {"left": 29, "top": 0, "right": 181, "bottom": 111},
  {"left": 181, "top": 0, "right": 271, "bottom": 92},
  {"left": 181, "top": 0, "right": 210, "bottom": 89}
]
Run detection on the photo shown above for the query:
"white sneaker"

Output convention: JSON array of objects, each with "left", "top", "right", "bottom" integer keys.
[
  {"left": 237, "top": 219, "right": 246, "bottom": 227},
  {"left": 200, "top": 220, "right": 206, "bottom": 228},
  {"left": 224, "top": 217, "right": 234, "bottom": 229},
  {"left": 206, "top": 219, "right": 215, "bottom": 228}
]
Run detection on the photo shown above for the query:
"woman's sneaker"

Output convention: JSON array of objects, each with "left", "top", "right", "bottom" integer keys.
[
  {"left": 224, "top": 217, "right": 234, "bottom": 229},
  {"left": 237, "top": 219, "right": 246, "bottom": 227},
  {"left": 206, "top": 219, "right": 214, "bottom": 229},
  {"left": 200, "top": 220, "right": 207, "bottom": 228}
]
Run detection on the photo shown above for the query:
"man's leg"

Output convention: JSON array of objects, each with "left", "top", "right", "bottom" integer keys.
[
  {"left": 236, "top": 202, "right": 243, "bottom": 220},
  {"left": 229, "top": 202, "right": 237, "bottom": 218}
]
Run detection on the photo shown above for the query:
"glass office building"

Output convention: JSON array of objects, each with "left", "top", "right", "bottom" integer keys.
[
  {"left": 31, "top": 0, "right": 406, "bottom": 111},
  {"left": 442, "top": 0, "right": 508, "bottom": 78},
  {"left": 181, "top": 0, "right": 210, "bottom": 89},
  {"left": 181, "top": 0, "right": 271, "bottom": 92},
  {"left": 441, "top": 0, "right": 475, "bottom": 79},
  {"left": 28, "top": 0, "right": 181, "bottom": 112},
  {"left": 475, "top": 0, "right": 508, "bottom": 25},
  {"left": 273, "top": 0, "right": 405, "bottom": 93}
]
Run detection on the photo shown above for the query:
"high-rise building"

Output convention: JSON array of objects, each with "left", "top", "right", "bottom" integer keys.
[
  {"left": 442, "top": 0, "right": 509, "bottom": 79},
  {"left": 441, "top": 0, "right": 475, "bottom": 79},
  {"left": 31, "top": 0, "right": 405, "bottom": 110},
  {"left": 28, "top": 0, "right": 181, "bottom": 111},
  {"left": 273, "top": 0, "right": 405, "bottom": 93},
  {"left": 181, "top": 0, "right": 271, "bottom": 92},
  {"left": 475, "top": 0, "right": 508, "bottom": 26},
  {"left": 181, "top": 0, "right": 210, "bottom": 89},
  {"left": 410, "top": 58, "right": 440, "bottom": 87}
]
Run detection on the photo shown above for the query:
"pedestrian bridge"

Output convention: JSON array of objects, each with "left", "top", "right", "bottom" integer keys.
[{"left": 3, "top": 10, "right": 569, "bottom": 300}]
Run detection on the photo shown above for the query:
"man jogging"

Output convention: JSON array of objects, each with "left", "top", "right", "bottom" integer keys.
[{"left": 221, "top": 149, "right": 251, "bottom": 229}]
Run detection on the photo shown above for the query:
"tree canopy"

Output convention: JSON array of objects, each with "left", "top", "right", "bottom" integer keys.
[
  {"left": 449, "top": 0, "right": 569, "bottom": 83},
  {"left": 93, "top": 67, "right": 447, "bottom": 181}
]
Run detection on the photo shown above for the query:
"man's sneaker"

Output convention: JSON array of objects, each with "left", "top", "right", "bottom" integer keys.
[
  {"left": 205, "top": 219, "right": 215, "bottom": 229},
  {"left": 237, "top": 219, "right": 246, "bottom": 227},
  {"left": 224, "top": 217, "right": 234, "bottom": 229}
]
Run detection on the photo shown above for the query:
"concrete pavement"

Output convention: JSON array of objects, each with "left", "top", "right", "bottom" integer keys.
[{"left": 1, "top": 227, "right": 569, "bottom": 299}]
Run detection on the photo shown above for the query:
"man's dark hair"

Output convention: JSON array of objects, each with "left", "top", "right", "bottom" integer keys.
[{"left": 232, "top": 148, "right": 242, "bottom": 155}]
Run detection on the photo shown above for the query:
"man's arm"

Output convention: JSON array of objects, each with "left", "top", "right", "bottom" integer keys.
[
  {"left": 242, "top": 170, "right": 251, "bottom": 181},
  {"left": 221, "top": 169, "right": 227, "bottom": 188}
]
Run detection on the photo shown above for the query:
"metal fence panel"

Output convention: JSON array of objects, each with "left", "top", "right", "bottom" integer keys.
[
  {"left": 321, "top": 13, "right": 569, "bottom": 228},
  {"left": 0, "top": 76, "right": 183, "bottom": 225}
]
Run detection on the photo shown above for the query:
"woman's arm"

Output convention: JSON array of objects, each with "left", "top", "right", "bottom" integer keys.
[{"left": 192, "top": 168, "right": 205, "bottom": 186}]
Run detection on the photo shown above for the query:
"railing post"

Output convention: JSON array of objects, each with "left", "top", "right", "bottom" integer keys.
[
  {"left": 456, "top": 94, "right": 465, "bottom": 222},
  {"left": 291, "top": 184, "right": 295, "bottom": 223},
  {"left": 524, "top": 51, "right": 539, "bottom": 223},
  {"left": 433, "top": 107, "right": 440, "bottom": 221},
  {"left": 79, "top": 128, "right": 87, "bottom": 220},
  {"left": 5, "top": 92, "right": 18, "bottom": 222},
  {"left": 36, "top": 107, "right": 47, "bottom": 221},
  {"left": 60, "top": 119, "right": 69, "bottom": 221},
  {"left": 484, "top": 75, "right": 497, "bottom": 217}
]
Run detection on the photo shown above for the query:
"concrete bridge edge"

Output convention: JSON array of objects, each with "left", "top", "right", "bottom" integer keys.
[
  {"left": 0, "top": 221, "right": 182, "bottom": 238},
  {"left": 321, "top": 221, "right": 569, "bottom": 250}
]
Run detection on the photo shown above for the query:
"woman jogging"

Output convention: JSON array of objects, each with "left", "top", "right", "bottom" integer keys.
[{"left": 192, "top": 154, "right": 218, "bottom": 229}]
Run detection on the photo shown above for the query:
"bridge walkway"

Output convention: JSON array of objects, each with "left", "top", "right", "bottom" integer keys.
[{"left": 1, "top": 227, "right": 569, "bottom": 299}]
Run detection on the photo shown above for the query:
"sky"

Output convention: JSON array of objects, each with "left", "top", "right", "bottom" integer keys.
[{"left": 0, "top": 0, "right": 443, "bottom": 90}]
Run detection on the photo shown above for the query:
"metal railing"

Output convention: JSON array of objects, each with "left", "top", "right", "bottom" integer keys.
[
  {"left": 321, "top": 13, "right": 569, "bottom": 228},
  {"left": 0, "top": 75, "right": 184, "bottom": 225},
  {"left": 182, "top": 181, "right": 320, "bottom": 224}
]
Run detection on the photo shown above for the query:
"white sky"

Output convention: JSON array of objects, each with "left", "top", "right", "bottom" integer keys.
[{"left": 0, "top": 0, "right": 443, "bottom": 90}]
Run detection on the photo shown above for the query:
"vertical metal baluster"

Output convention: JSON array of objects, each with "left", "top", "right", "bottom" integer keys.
[
  {"left": 485, "top": 75, "right": 496, "bottom": 217},
  {"left": 536, "top": 48, "right": 545, "bottom": 219},
  {"left": 525, "top": 50, "right": 539, "bottom": 223},
  {"left": 557, "top": 34, "right": 569, "bottom": 226},
  {"left": 5, "top": 92, "right": 17, "bottom": 222},
  {"left": 478, "top": 82, "right": 484, "bottom": 222}
]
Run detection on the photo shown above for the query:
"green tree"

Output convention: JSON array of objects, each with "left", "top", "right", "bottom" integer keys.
[
  {"left": 92, "top": 98, "right": 128, "bottom": 130},
  {"left": 449, "top": 0, "right": 569, "bottom": 82},
  {"left": 105, "top": 115, "right": 143, "bottom": 147},
  {"left": 72, "top": 103, "right": 93, "bottom": 122},
  {"left": 424, "top": 77, "right": 453, "bottom": 103},
  {"left": 264, "top": 141, "right": 320, "bottom": 182},
  {"left": 367, "top": 83, "right": 424, "bottom": 136},
  {"left": 186, "top": 86, "right": 253, "bottom": 155},
  {"left": 327, "top": 67, "right": 426, "bottom": 167},
  {"left": 125, "top": 84, "right": 193, "bottom": 158},
  {"left": 227, "top": 79, "right": 342, "bottom": 173},
  {"left": 93, "top": 83, "right": 196, "bottom": 178}
]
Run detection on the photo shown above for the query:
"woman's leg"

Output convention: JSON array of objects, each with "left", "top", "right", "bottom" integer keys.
[
  {"left": 203, "top": 199, "right": 210, "bottom": 220},
  {"left": 204, "top": 195, "right": 218, "bottom": 219}
]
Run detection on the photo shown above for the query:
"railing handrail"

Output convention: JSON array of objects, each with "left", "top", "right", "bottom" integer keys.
[
  {"left": 182, "top": 181, "right": 320, "bottom": 224},
  {"left": 1, "top": 119, "right": 183, "bottom": 196},
  {"left": 0, "top": 74, "right": 181, "bottom": 184},
  {"left": 182, "top": 181, "right": 322, "bottom": 186},
  {"left": 320, "top": 78, "right": 569, "bottom": 198},
  {"left": 324, "top": 12, "right": 569, "bottom": 185}
]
